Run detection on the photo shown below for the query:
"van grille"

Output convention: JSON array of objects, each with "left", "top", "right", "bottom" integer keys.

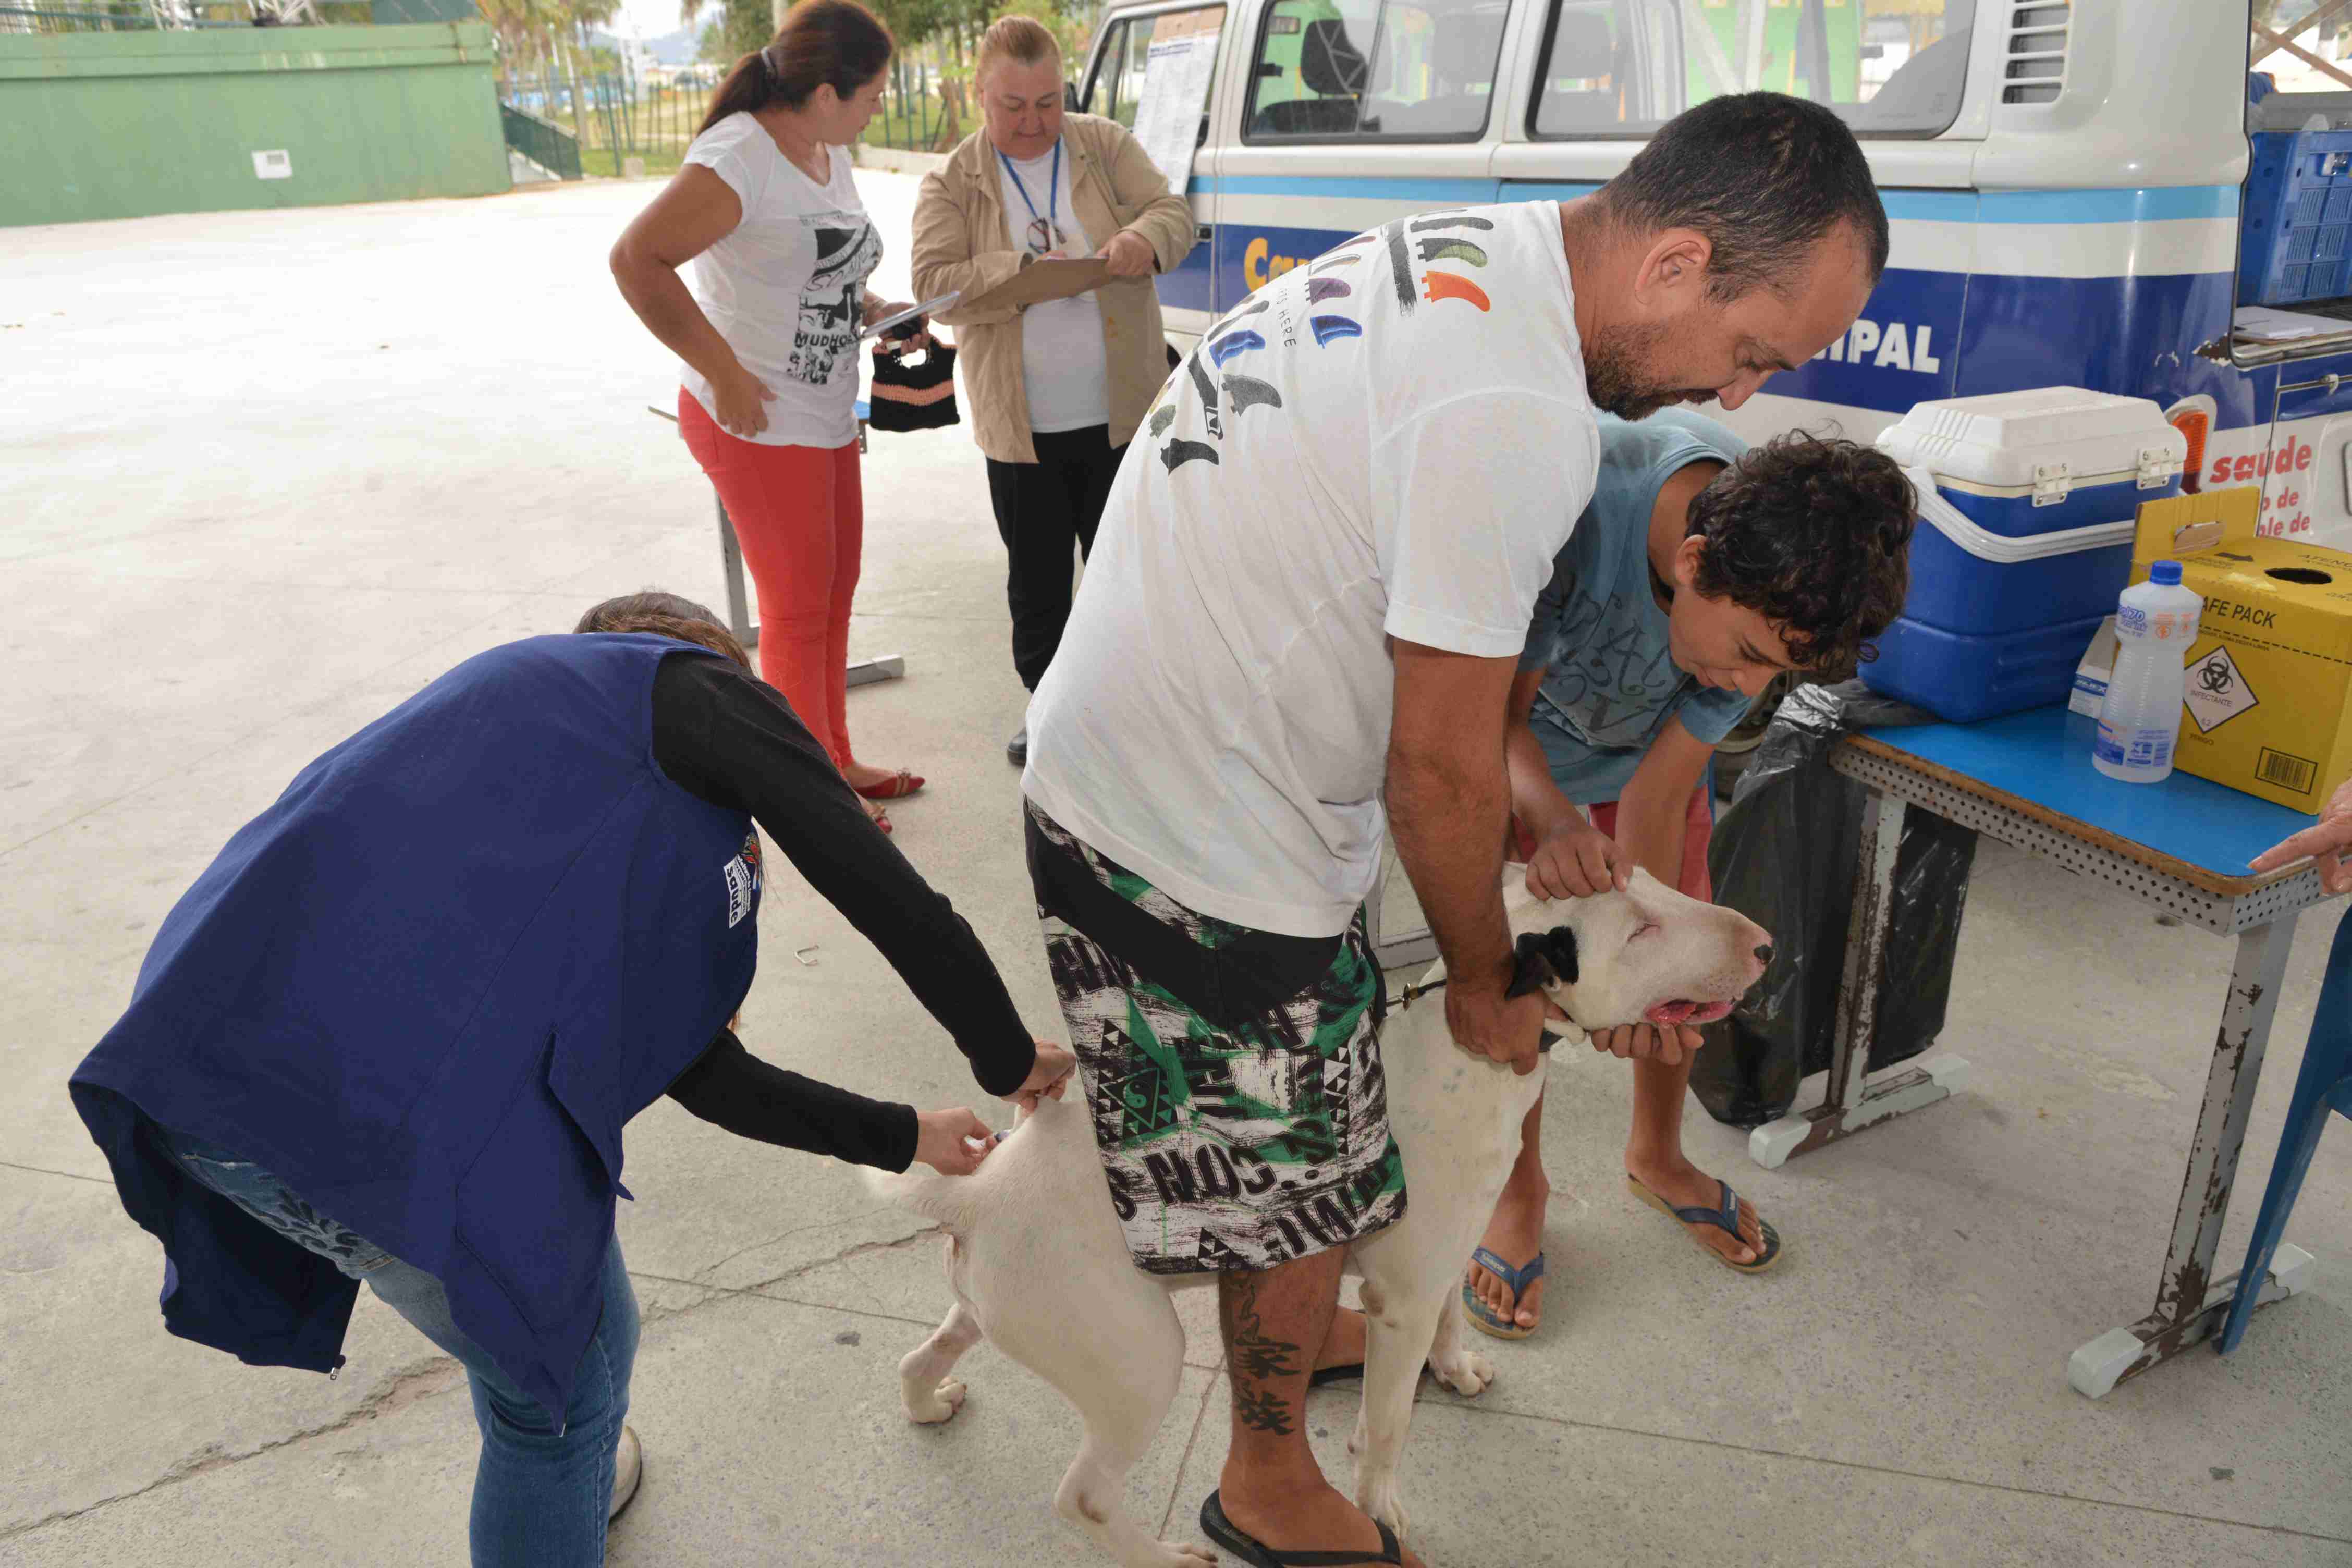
[{"left": 2003, "top": 2, "right": 2068, "bottom": 106}]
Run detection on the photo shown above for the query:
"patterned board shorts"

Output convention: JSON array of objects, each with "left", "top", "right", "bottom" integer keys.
[{"left": 1025, "top": 801, "right": 1406, "bottom": 1275}]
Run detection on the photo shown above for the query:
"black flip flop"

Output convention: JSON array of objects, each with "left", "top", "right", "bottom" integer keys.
[
  {"left": 1199, "top": 1490, "right": 1403, "bottom": 1566},
  {"left": 1307, "top": 1357, "right": 1431, "bottom": 1388}
]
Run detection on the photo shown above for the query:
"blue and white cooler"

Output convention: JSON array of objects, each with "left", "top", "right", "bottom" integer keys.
[{"left": 1862, "top": 388, "right": 2188, "bottom": 723}]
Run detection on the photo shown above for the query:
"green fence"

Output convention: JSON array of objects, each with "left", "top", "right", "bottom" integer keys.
[
  {"left": 499, "top": 99, "right": 580, "bottom": 179},
  {"left": 500, "top": 67, "right": 710, "bottom": 179},
  {"left": 0, "top": 4, "right": 156, "bottom": 31},
  {"left": 0, "top": 21, "right": 509, "bottom": 226},
  {"left": 493, "top": 59, "right": 959, "bottom": 181},
  {"left": 0, "top": 0, "right": 394, "bottom": 26}
]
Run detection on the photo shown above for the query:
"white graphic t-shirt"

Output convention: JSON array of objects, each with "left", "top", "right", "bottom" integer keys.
[
  {"left": 681, "top": 113, "right": 881, "bottom": 448},
  {"left": 995, "top": 140, "right": 1109, "bottom": 436},
  {"left": 1023, "top": 201, "right": 1601, "bottom": 938}
]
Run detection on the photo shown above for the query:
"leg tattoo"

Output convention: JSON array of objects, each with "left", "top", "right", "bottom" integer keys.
[{"left": 1224, "top": 1271, "right": 1303, "bottom": 1436}]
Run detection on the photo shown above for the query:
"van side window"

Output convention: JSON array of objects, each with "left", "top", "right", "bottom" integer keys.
[
  {"left": 1083, "top": 16, "right": 1157, "bottom": 126},
  {"left": 1244, "top": 0, "right": 1511, "bottom": 143},
  {"left": 1086, "top": 6, "right": 1229, "bottom": 131},
  {"left": 1529, "top": 0, "right": 1973, "bottom": 140}
]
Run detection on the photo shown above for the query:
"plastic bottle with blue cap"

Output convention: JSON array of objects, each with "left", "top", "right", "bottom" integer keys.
[{"left": 2093, "top": 560, "right": 2202, "bottom": 783}]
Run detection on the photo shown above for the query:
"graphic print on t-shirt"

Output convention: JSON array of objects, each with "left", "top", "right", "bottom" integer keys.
[
  {"left": 787, "top": 216, "right": 881, "bottom": 387},
  {"left": 1534, "top": 574, "right": 1694, "bottom": 749},
  {"left": 1144, "top": 211, "right": 1496, "bottom": 474}
]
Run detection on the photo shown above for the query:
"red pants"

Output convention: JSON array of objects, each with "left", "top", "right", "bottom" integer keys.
[{"left": 679, "top": 389, "right": 864, "bottom": 768}]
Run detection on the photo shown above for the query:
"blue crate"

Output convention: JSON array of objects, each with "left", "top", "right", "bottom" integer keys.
[{"left": 2241, "top": 126, "right": 2352, "bottom": 306}]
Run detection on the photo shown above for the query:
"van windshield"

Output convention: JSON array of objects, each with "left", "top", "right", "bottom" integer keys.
[{"left": 1532, "top": 0, "right": 1975, "bottom": 141}]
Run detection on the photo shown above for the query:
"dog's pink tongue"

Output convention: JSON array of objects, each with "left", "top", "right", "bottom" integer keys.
[{"left": 1644, "top": 999, "right": 1735, "bottom": 1026}]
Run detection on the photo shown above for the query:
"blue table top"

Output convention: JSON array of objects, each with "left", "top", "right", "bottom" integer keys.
[{"left": 1855, "top": 705, "right": 2320, "bottom": 884}]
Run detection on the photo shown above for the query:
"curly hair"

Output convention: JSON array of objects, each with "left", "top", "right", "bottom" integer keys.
[
  {"left": 1684, "top": 432, "right": 1916, "bottom": 675},
  {"left": 574, "top": 591, "right": 752, "bottom": 671}
]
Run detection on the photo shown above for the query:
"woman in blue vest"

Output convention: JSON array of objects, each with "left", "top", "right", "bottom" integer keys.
[{"left": 69, "top": 592, "right": 1073, "bottom": 1567}]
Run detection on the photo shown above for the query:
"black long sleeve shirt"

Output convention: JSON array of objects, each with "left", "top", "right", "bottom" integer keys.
[{"left": 650, "top": 654, "right": 1035, "bottom": 1172}]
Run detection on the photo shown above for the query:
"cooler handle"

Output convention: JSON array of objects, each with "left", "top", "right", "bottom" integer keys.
[{"left": 1903, "top": 467, "right": 2140, "bottom": 565}]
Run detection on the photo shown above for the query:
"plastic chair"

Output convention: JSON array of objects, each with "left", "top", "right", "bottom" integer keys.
[{"left": 2218, "top": 910, "right": 2352, "bottom": 1354}]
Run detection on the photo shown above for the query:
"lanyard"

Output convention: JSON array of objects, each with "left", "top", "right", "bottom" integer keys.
[{"left": 997, "top": 139, "right": 1061, "bottom": 249}]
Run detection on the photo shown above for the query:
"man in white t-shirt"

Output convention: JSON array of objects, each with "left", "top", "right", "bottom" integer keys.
[{"left": 1024, "top": 93, "right": 1886, "bottom": 1567}]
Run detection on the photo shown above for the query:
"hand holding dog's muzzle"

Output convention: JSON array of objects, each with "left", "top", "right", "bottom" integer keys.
[{"left": 1590, "top": 1022, "right": 1701, "bottom": 1066}]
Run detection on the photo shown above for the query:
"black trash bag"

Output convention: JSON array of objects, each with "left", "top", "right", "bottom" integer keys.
[{"left": 1691, "top": 680, "right": 1979, "bottom": 1129}]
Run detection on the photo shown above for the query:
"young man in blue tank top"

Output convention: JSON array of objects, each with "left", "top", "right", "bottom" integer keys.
[{"left": 1464, "top": 409, "right": 1916, "bottom": 1338}]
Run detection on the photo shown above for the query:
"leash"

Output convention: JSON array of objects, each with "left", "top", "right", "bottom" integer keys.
[
  {"left": 1393, "top": 974, "right": 1451, "bottom": 1011},
  {"left": 1392, "top": 933, "right": 1577, "bottom": 1049},
  {"left": 1396, "top": 931, "right": 1564, "bottom": 1011}
]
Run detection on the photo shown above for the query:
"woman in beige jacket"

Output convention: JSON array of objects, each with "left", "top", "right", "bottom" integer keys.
[{"left": 911, "top": 16, "right": 1195, "bottom": 764}]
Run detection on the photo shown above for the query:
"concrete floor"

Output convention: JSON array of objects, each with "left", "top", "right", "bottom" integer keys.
[{"left": 3, "top": 172, "right": 2349, "bottom": 1568}]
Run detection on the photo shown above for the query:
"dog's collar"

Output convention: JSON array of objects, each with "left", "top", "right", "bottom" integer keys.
[{"left": 1392, "top": 974, "right": 1575, "bottom": 1052}]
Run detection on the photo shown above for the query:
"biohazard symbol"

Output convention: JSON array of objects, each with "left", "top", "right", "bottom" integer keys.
[{"left": 2197, "top": 659, "right": 2235, "bottom": 696}]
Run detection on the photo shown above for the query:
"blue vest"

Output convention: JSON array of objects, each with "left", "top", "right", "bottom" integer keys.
[{"left": 71, "top": 634, "right": 761, "bottom": 1420}]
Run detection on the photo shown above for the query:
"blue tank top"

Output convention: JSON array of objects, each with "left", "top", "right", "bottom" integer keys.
[{"left": 71, "top": 633, "right": 759, "bottom": 1422}]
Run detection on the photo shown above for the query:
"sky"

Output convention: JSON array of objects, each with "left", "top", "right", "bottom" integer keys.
[{"left": 608, "top": 0, "right": 700, "bottom": 43}]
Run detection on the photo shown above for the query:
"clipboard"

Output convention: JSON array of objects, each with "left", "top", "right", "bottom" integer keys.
[
  {"left": 859, "top": 290, "right": 960, "bottom": 342},
  {"left": 965, "top": 256, "right": 1116, "bottom": 312}
]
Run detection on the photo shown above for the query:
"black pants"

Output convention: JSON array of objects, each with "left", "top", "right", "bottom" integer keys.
[{"left": 986, "top": 424, "right": 1125, "bottom": 691}]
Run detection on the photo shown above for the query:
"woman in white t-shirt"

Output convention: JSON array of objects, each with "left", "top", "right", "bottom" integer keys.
[
  {"left": 910, "top": 16, "right": 1196, "bottom": 766},
  {"left": 613, "top": 0, "right": 926, "bottom": 830}
]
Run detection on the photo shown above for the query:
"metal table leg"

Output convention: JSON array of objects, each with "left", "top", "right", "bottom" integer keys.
[
  {"left": 713, "top": 491, "right": 902, "bottom": 685},
  {"left": 715, "top": 491, "right": 755, "bottom": 648},
  {"left": 2068, "top": 913, "right": 2316, "bottom": 1397},
  {"left": 1750, "top": 787, "right": 1971, "bottom": 1169}
]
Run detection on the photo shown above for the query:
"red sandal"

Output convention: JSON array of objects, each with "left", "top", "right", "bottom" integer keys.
[{"left": 853, "top": 767, "right": 925, "bottom": 801}]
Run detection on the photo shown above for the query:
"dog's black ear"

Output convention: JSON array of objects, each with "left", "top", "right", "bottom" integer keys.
[
  {"left": 1540, "top": 924, "right": 1579, "bottom": 986},
  {"left": 1504, "top": 926, "right": 1579, "bottom": 997}
]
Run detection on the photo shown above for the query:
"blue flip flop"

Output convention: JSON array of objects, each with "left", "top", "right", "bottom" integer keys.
[
  {"left": 1462, "top": 1246, "right": 1546, "bottom": 1340},
  {"left": 1626, "top": 1174, "right": 1783, "bottom": 1273}
]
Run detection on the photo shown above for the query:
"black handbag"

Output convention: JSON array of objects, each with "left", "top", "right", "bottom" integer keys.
[{"left": 866, "top": 336, "right": 959, "bottom": 433}]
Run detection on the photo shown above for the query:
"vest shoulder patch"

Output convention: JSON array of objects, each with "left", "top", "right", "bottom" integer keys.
[{"left": 724, "top": 833, "right": 762, "bottom": 928}]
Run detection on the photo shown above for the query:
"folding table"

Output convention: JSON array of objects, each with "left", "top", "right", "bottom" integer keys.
[{"left": 1754, "top": 703, "right": 2337, "bottom": 1396}]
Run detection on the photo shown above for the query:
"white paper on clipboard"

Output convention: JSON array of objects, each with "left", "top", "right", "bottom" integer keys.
[
  {"left": 1129, "top": 9, "right": 1223, "bottom": 192},
  {"left": 860, "top": 291, "right": 961, "bottom": 341}
]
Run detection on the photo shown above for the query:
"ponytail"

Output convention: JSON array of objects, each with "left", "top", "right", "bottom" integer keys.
[{"left": 698, "top": 0, "right": 893, "bottom": 138}]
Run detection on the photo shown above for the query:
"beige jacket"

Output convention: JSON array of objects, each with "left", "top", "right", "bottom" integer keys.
[{"left": 912, "top": 115, "right": 1197, "bottom": 465}]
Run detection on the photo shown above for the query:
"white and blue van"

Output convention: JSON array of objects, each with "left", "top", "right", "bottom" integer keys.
[{"left": 1077, "top": 0, "right": 2352, "bottom": 549}]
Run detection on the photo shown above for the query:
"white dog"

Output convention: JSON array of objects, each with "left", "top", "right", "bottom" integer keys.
[{"left": 867, "top": 866, "right": 1770, "bottom": 1566}]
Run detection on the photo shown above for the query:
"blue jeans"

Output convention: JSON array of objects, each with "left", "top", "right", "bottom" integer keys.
[{"left": 158, "top": 1125, "right": 638, "bottom": 1567}]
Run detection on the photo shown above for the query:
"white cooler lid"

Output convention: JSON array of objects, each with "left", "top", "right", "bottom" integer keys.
[{"left": 1876, "top": 387, "right": 2186, "bottom": 496}]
